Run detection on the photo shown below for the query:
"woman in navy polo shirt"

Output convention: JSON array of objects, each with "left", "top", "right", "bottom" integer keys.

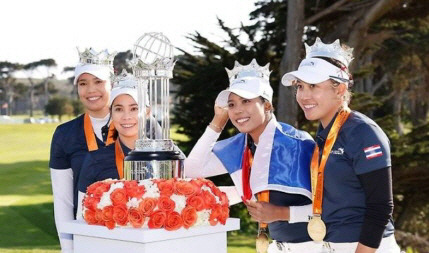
[
  {"left": 49, "top": 48, "right": 116, "bottom": 252},
  {"left": 282, "top": 38, "right": 400, "bottom": 252},
  {"left": 186, "top": 60, "right": 321, "bottom": 252},
  {"left": 76, "top": 71, "right": 161, "bottom": 219}
]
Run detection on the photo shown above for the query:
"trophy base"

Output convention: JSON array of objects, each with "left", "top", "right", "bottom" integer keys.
[{"left": 124, "top": 149, "right": 185, "bottom": 180}]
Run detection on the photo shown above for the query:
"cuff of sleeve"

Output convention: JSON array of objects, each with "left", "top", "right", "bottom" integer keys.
[
  {"left": 205, "top": 126, "right": 222, "bottom": 139},
  {"left": 289, "top": 204, "right": 312, "bottom": 223},
  {"left": 359, "top": 222, "right": 385, "bottom": 248}
]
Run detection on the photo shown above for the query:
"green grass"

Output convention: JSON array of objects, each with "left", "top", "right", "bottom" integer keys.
[{"left": 0, "top": 119, "right": 253, "bottom": 253}]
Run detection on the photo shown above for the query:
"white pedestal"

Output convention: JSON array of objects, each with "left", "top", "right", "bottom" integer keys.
[{"left": 61, "top": 218, "right": 240, "bottom": 253}]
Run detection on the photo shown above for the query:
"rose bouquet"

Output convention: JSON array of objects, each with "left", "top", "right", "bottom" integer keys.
[{"left": 82, "top": 178, "right": 230, "bottom": 231}]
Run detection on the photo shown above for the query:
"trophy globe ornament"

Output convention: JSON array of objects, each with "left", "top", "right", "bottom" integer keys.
[{"left": 123, "top": 32, "right": 185, "bottom": 181}]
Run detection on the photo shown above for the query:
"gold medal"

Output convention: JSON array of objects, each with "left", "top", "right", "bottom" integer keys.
[
  {"left": 307, "top": 215, "right": 326, "bottom": 242},
  {"left": 255, "top": 228, "right": 269, "bottom": 253}
]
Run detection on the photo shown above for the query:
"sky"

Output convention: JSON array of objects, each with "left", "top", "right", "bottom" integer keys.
[{"left": 0, "top": 0, "right": 256, "bottom": 78}]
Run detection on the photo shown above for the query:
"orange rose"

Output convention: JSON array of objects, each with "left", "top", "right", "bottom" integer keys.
[
  {"left": 128, "top": 208, "right": 144, "bottom": 228},
  {"left": 219, "top": 192, "right": 229, "bottom": 206},
  {"left": 87, "top": 181, "right": 104, "bottom": 195},
  {"left": 181, "top": 206, "right": 197, "bottom": 229},
  {"left": 148, "top": 210, "right": 167, "bottom": 229},
  {"left": 95, "top": 209, "right": 104, "bottom": 225},
  {"left": 139, "top": 197, "right": 158, "bottom": 216},
  {"left": 210, "top": 185, "right": 222, "bottom": 197},
  {"left": 219, "top": 206, "right": 229, "bottom": 225},
  {"left": 158, "top": 179, "right": 175, "bottom": 196},
  {"left": 83, "top": 196, "right": 99, "bottom": 211},
  {"left": 93, "top": 183, "right": 111, "bottom": 198},
  {"left": 165, "top": 211, "right": 183, "bottom": 231},
  {"left": 102, "top": 206, "right": 114, "bottom": 222},
  {"left": 186, "top": 195, "right": 205, "bottom": 211},
  {"left": 110, "top": 188, "right": 128, "bottom": 206},
  {"left": 124, "top": 181, "right": 145, "bottom": 198},
  {"left": 175, "top": 181, "right": 198, "bottom": 196},
  {"left": 84, "top": 209, "right": 97, "bottom": 225},
  {"left": 112, "top": 205, "right": 128, "bottom": 226},
  {"left": 209, "top": 204, "right": 222, "bottom": 226},
  {"left": 201, "top": 190, "right": 216, "bottom": 209},
  {"left": 158, "top": 196, "right": 175, "bottom": 212},
  {"left": 105, "top": 220, "right": 116, "bottom": 230},
  {"left": 190, "top": 178, "right": 204, "bottom": 188}
]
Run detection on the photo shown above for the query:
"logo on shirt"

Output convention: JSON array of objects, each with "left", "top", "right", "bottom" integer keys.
[
  {"left": 364, "top": 145, "right": 383, "bottom": 159},
  {"left": 330, "top": 147, "right": 344, "bottom": 155}
]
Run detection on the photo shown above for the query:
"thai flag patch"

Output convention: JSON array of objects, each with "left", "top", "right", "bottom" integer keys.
[{"left": 364, "top": 145, "right": 383, "bottom": 159}]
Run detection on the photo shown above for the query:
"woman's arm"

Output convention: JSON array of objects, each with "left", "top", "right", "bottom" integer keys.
[
  {"left": 185, "top": 105, "right": 229, "bottom": 178},
  {"left": 355, "top": 167, "right": 393, "bottom": 253}
]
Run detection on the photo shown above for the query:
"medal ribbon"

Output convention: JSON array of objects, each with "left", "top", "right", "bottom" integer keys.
[
  {"left": 242, "top": 145, "right": 270, "bottom": 229},
  {"left": 84, "top": 113, "right": 116, "bottom": 150},
  {"left": 105, "top": 123, "right": 116, "bottom": 146},
  {"left": 84, "top": 113, "right": 98, "bottom": 151},
  {"left": 115, "top": 139, "right": 124, "bottom": 179},
  {"left": 311, "top": 109, "right": 351, "bottom": 215}
]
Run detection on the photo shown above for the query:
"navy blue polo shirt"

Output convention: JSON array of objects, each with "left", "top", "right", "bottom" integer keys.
[
  {"left": 268, "top": 191, "right": 312, "bottom": 242},
  {"left": 78, "top": 142, "right": 131, "bottom": 193},
  {"left": 316, "top": 111, "right": 394, "bottom": 242},
  {"left": 49, "top": 114, "right": 107, "bottom": 216}
]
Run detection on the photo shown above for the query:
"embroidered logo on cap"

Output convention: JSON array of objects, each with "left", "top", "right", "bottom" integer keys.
[{"left": 364, "top": 145, "right": 383, "bottom": 159}]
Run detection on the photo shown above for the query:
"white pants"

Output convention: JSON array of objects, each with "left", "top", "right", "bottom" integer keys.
[{"left": 268, "top": 235, "right": 401, "bottom": 253}]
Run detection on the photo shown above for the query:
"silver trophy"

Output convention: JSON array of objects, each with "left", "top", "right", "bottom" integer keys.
[{"left": 124, "top": 32, "right": 185, "bottom": 180}]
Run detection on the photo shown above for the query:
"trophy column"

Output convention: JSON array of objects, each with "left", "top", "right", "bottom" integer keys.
[{"left": 124, "top": 32, "right": 185, "bottom": 180}]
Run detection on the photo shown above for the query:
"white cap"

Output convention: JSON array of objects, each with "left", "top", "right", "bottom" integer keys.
[
  {"left": 109, "top": 86, "right": 138, "bottom": 107},
  {"left": 73, "top": 64, "right": 113, "bottom": 85},
  {"left": 281, "top": 58, "right": 350, "bottom": 86},
  {"left": 215, "top": 77, "right": 273, "bottom": 107}
]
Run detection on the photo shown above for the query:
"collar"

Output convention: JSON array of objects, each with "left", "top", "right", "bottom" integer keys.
[
  {"left": 119, "top": 139, "right": 131, "bottom": 156},
  {"left": 316, "top": 112, "right": 338, "bottom": 147}
]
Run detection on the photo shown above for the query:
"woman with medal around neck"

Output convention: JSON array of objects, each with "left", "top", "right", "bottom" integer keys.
[
  {"left": 282, "top": 38, "right": 401, "bottom": 253},
  {"left": 76, "top": 71, "right": 162, "bottom": 219},
  {"left": 186, "top": 60, "right": 322, "bottom": 253},
  {"left": 49, "top": 48, "right": 116, "bottom": 253}
]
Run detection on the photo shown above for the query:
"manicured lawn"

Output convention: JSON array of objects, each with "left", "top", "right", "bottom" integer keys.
[{"left": 0, "top": 121, "right": 254, "bottom": 253}]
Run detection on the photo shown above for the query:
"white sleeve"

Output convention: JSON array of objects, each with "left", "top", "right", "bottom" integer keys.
[
  {"left": 289, "top": 204, "right": 312, "bottom": 223},
  {"left": 184, "top": 126, "right": 228, "bottom": 178},
  {"left": 76, "top": 191, "right": 85, "bottom": 221},
  {"left": 50, "top": 168, "right": 74, "bottom": 252}
]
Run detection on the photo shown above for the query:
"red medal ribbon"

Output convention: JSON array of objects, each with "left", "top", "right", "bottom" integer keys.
[{"left": 242, "top": 144, "right": 270, "bottom": 229}]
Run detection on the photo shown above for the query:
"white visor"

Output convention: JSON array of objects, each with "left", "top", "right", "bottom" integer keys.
[
  {"left": 281, "top": 58, "right": 349, "bottom": 86},
  {"left": 74, "top": 64, "right": 113, "bottom": 85},
  {"left": 215, "top": 77, "right": 273, "bottom": 107},
  {"left": 109, "top": 87, "right": 138, "bottom": 107}
]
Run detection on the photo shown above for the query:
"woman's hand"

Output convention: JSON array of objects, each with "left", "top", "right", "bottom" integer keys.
[
  {"left": 209, "top": 105, "right": 229, "bottom": 133},
  {"left": 244, "top": 200, "right": 290, "bottom": 223}
]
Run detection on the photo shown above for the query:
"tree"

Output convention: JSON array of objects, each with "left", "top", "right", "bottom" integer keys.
[
  {"left": 23, "top": 59, "right": 57, "bottom": 117},
  {"left": 0, "top": 61, "right": 24, "bottom": 115},
  {"left": 45, "top": 96, "right": 72, "bottom": 121},
  {"left": 172, "top": 1, "right": 429, "bottom": 248}
]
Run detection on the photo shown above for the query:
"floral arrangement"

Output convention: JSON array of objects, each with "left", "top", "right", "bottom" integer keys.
[{"left": 82, "top": 178, "right": 230, "bottom": 231}]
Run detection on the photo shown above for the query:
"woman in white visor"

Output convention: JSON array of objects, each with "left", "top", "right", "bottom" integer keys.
[
  {"left": 49, "top": 48, "right": 116, "bottom": 252},
  {"left": 186, "top": 59, "right": 321, "bottom": 252},
  {"left": 282, "top": 37, "right": 401, "bottom": 253}
]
